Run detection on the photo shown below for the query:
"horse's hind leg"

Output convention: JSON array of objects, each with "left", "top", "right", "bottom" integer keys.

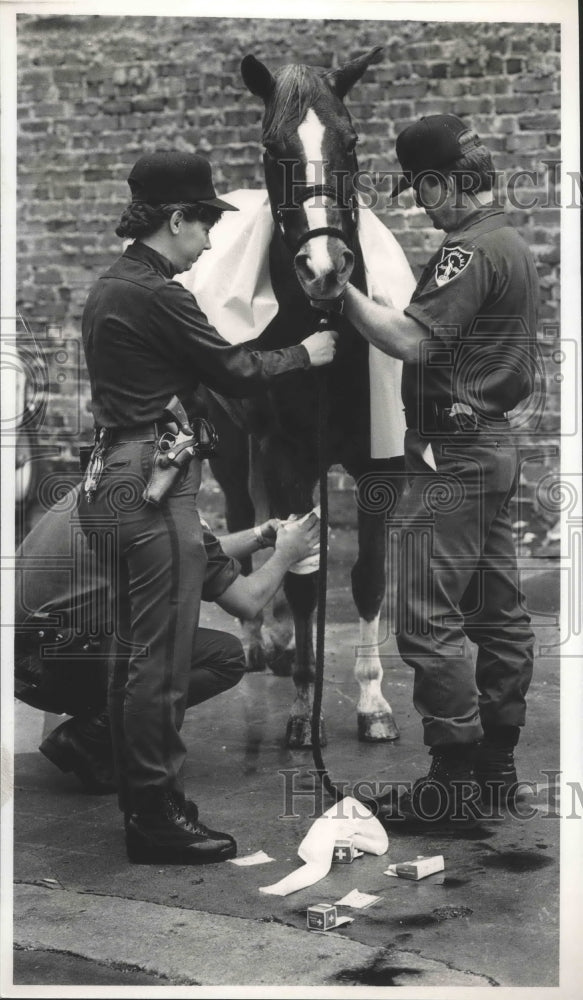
[{"left": 352, "top": 504, "right": 399, "bottom": 742}]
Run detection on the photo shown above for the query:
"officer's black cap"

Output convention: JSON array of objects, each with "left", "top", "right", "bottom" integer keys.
[
  {"left": 391, "top": 115, "right": 482, "bottom": 198},
  {"left": 128, "top": 151, "right": 238, "bottom": 211}
]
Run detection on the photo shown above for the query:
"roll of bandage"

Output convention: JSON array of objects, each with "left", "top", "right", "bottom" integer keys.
[{"left": 284, "top": 506, "right": 323, "bottom": 575}]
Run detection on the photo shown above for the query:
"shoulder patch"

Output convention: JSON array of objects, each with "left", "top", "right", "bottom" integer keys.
[{"left": 435, "top": 246, "right": 474, "bottom": 286}]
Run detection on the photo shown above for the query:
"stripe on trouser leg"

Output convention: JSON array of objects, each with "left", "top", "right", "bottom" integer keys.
[
  {"left": 159, "top": 499, "right": 203, "bottom": 789},
  {"left": 161, "top": 502, "right": 182, "bottom": 787}
]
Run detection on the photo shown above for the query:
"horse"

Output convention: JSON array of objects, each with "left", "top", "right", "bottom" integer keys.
[{"left": 197, "top": 47, "right": 409, "bottom": 748}]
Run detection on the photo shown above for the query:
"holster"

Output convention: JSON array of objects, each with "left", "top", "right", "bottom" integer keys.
[
  {"left": 143, "top": 434, "right": 196, "bottom": 506},
  {"left": 142, "top": 395, "right": 218, "bottom": 507}
]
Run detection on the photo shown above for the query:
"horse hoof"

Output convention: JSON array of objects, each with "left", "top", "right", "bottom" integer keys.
[
  {"left": 266, "top": 647, "right": 294, "bottom": 678},
  {"left": 357, "top": 711, "right": 399, "bottom": 742},
  {"left": 285, "top": 717, "right": 327, "bottom": 749},
  {"left": 245, "top": 646, "right": 266, "bottom": 673}
]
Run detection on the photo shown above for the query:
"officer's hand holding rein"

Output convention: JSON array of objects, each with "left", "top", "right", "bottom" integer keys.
[{"left": 301, "top": 329, "right": 338, "bottom": 366}]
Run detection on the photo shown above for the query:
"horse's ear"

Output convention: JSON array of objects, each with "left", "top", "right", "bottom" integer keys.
[
  {"left": 241, "top": 55, "right": 275, "bottom": 102},
  {"left": 325, "top": 45, "right": 384, "bottom": 100}
]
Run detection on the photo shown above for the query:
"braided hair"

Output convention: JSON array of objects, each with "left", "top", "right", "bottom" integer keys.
[{"left": 115, "top": 201, "right": 223, "bottom": 239}]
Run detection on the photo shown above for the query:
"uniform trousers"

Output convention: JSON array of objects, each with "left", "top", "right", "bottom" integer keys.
[
  {"left": 78, "top": 439, "right": 242, "bottom": 813},
  {"left": 395, "top": 426, "right": 534, "bottom": 746},
  {"left": 15, "top": 627, "right": 245, "bottom": 731}
]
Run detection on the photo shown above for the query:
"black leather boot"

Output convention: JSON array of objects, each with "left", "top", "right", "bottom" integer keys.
[
  {"left": 124, "top": 798, "right": 199, "bottom": 829},
  {"left": 126, "top": 793, "right": 236, "bottom": 865},
  {"left": 361, "top": 745, "right": 481, "bottom": 828},
  {"left": 475, "top": 736, "right": 519, "bottom": 810},
  {"left": 39, "top": 712, "right": 116, "bottom": 794}
]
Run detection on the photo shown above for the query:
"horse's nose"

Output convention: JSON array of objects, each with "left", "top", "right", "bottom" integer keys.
[
  {"left": 336, "top": 246, "right": 355, "bottom": 280},
  {"left": 294, "top": 250, "right": 319, "bottom": 284},
  {"left": 294, "top": 244, "right": 355, "bottom": 288}
]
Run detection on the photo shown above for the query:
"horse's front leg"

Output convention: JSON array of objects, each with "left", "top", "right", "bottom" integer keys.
[
  {"left": 283, "top": 570, "right": 326, "bottom": 749},
  {"left": 352, "top": 505, "right": 399, "bottom": 741},
  {"left": 207, "top": 408, "right": 267, "bottom": 673},
  {"left": 248, "top": 435, "right": 294, "bottom": 676},
  {"left": 261, "top": 432, "right": 323, "bottom": 749}
]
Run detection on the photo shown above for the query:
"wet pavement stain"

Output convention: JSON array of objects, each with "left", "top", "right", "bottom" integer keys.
[
  {"left": 389, "top": 913, "right": 439, "bottom": 929},
  {"left": 332, "top": 954, "right": 422, "bottom": 986},
  {"left": 429, "top": 824, "right": 496, "bottom": 841},
  {"left": 441, "top": 877, "right": 470, "bottom": 888},
  {"left": 480, "top": 850, "right": 554, "bottom": 873},
  {"left": 432, "top": 905, "right": 473, "bottom": 920},
  {"left": 14, "top": 948, "right": 175, "bottom": 987}
]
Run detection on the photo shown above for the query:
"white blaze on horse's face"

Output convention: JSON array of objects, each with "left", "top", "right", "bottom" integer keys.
[
  {"left": 297, "top": 109, "right": 334, "bottom": 278},
  {"left": 294, "top": 107, "right": 354, "bottom": 298}
]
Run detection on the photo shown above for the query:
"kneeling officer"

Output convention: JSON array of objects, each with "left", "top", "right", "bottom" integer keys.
[{"left": 17, "top": 489, "right": 320, "bottom": 860}]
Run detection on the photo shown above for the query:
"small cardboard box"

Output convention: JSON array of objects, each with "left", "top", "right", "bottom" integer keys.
[
  {"left": 332, "top": 839, "right": 356, "bottom": 864},
  {"left": 307, "top": 904, "right": 337, "bottom": 930},
  {"left": 395, "top": 855, "right": 445, "bottom": 880}
]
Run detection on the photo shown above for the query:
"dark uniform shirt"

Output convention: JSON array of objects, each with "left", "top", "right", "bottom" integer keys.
[
  {"left": 402, "top": 205, "right": 539, "bottom": 422},
  {"left": 15, "top": 487, "right": 240, "bottom": 631},
  {"left": 82, "top": 242, "right": 310, "bottom": 427}
]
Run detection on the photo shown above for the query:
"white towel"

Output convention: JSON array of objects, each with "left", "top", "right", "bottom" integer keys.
[
  {"left": 357, "top": 206, "right": 416, "bottom": 458},
  {"left": 178, "top": 191, "right": 416, "bottom": 459},
  {"left": 178, "top": 189, "right": 277, "bottom": 345}
]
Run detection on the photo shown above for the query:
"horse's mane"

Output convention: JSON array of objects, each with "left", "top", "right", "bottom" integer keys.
[{"left": 262, "top": 64, "right": 327, "bottom": 142}]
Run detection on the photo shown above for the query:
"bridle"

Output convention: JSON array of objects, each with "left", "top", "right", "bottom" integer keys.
[{"left": 274, "top": 182, "right": 359, "bottom": 255}]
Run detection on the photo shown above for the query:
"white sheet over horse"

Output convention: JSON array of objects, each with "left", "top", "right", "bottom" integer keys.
[{"left": 178, "top": 190, "right": 416, "bottom": 740}]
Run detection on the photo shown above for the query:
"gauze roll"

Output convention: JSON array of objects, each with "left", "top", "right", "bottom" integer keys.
[
  {"left": 281, "top": 507, "right": 323, "bottom": 575},
  {"left": 259, "top": 796, "right": 388, "bottom": 896}
]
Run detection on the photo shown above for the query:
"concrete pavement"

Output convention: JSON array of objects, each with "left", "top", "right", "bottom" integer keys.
[{"left": 6, "top": 508, "right": 572, "bottom": 993}]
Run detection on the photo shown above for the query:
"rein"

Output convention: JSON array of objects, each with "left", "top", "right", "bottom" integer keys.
[
  {"left": 268, "top": 154, "right": 358, "bottom": 801},
  {"left": 311, "top": 312, "right": 344, "bottom": 804}
]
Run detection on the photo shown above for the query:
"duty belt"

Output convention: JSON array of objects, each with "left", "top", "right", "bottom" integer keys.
[
  {"left": 404, "top": 402, "right": 507, "bottom": 434},
  {"left": 81, "top": 409, "right": 218, "bottom": 505},
  {"left": 100, "top": 418, "right": 218, "bottom": 451},
  {"left": 108, "top": 424, "right": 158, "bottom": 443}
]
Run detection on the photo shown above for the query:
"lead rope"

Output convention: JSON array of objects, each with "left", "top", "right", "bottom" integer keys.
[{"left": 311, "top": 315, "right": 344, "bottom": 804}]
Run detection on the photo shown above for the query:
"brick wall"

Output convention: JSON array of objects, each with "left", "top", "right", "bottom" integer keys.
[{"left": 15, "top": 15, "right": 562, "bottom": 542}]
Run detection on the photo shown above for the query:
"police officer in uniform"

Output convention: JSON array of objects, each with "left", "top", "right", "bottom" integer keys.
[
  {"left": 15, "top": 486, "right": 319, "bottom": 796},
  {"left": 77, "top": 151, "right": 336, "bottom": 863},
  {"left": 341, "top": 115, "right": 538, "bottom": 824}
]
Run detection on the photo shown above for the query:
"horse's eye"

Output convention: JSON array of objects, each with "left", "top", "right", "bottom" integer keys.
[{"left": 263, "top": 143, "right": 278, "bottom": 159}]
